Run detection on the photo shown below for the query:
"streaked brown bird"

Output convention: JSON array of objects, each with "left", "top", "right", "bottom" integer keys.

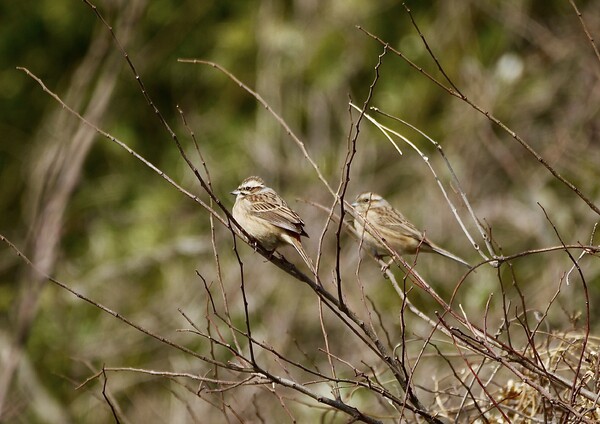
[
  {"left": 352, "top": 192, "right": 470, "bottom": 267},
  {"left": 231, "top": 176, "right": 316, "bottom": 274}
]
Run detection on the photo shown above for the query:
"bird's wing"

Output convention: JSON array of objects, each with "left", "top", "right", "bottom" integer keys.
[
  {"left": 247, "top": 191, "right": 308, "bottom": 237},
  {"left": 373, "top": 208, "right": 425, "bottom": 241}
]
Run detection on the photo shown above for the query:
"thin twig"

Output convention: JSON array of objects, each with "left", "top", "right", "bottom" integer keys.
[
  {"left": 568, "top": 0, "right": 600, "bottom": 64},
  {"left": 334, "top": 46, "right": 387, "bottom": 309},
  {"left": 0, "top": 234, "right": 229, "bottom": 368},
  {"left": 538, "top": 203, "right": 591, "bottom": 409},
  {"left": 370, "top": 107, "right": 497, "bottom": 261},
  {"left": 356, "top": 25, "right": 600, "bottom": 217},
  {"left": 102, "top": 366, "right": 122, "bottom": 424}
]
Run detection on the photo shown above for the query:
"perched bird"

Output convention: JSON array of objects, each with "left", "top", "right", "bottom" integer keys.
[
  {"left": 231, "top": 176, "right": 316, "bottom": 275},
  {"left": 352, "top": 192, "right": 470, "bottom": 267}
]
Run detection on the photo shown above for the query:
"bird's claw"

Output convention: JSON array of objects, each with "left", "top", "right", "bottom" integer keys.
[{"left": 380, "top": 259, "right": 393, "bottom": 275}]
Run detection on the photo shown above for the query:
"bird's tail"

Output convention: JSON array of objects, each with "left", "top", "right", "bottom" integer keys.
[
  {"left": 287, "top": 235, "right": 318, "bottom": 277},
  {"left": 430, "top": 244, "right": 471, "bottom": 268}
]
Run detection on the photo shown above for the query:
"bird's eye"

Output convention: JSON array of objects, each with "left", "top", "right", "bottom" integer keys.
[{"left": 363, "top": 198, "right": 369, "bottom": 203}]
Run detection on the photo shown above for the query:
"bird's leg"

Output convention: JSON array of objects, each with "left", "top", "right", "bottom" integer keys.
[
  {"left": 373, "top": 247, "right": 393, "bottom": 274},
  {"left": 380, "top": 258, "right": 394, "bottom": 274},
  {"left": 263, "top": 249, "right": 277, "bottom": 263}
]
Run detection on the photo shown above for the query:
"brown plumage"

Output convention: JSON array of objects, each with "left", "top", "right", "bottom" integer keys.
[
  {"left": 231, "top": 176, "right": 315, "bottom": 275},
  {"left": 352, "top": 192, "right": 470, "bottom": 267}
]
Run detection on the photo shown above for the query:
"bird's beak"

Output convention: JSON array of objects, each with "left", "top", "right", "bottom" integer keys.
[
  {"left": 231, "top": 190, "right": 240, "bottom": 195},
  {"left": 351, "top": 201, "right": 358, "bottom": 207}
]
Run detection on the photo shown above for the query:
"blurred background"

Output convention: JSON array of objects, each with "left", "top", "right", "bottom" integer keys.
[{"left": 1, "top": 0, "right": 599, "bottom": 422}]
